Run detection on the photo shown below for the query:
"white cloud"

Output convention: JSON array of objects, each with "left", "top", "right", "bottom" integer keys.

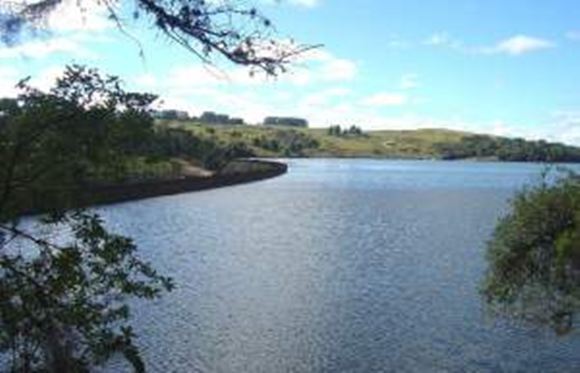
[
  {"left": 30, "top": 66, "right": 67, "bottom": 91},
  {"left": 0, "top": 35, "right": 96, "bottom": 59},
  {"left": 167, "top": 64, "right": 245, "bottom": 87},
  {"left": 424, "top": 32, "right": 451, "bottom": 46},
  {"left": 134, "top": 73, "right": 158, "bottom": 89},
  {"left": 553, "top": 110, "right": 580, "bottom": 124},
  {"left": 0, "top": 66, "right": 20, "bottom": 97},
  {"left": 282, "top": 68, "right": 313, "bottom": 86},
  {"left": 0, "top": 65, "right": 69, "bottom": 97},
  {"left": 134, "top": 66, "right": 279, "bottom": 122},
  {"left": 302, "top": 87, "right": 350, "bottom": 106},
  {"left": 289, "top": 0, "right": 320, "bottom": 7},
  {"left": 135, "top": 48, "right": 357, "bottom": 92},
  {"left": 400, "top": 74, "right": 420, "bottom": 90},
  {"left": 422, "top": 33, "right": 555, "bottom": 57},
  {"left": 6, "top": 0, "right": 110, "bottom": 32},
  {"left": 160, "top": 90, "right": 278, "bottom": 124},
  {"left": 325, "top": 87, "right": 351, "bottom": 96},
  {"left": 469, "top": 111, "right": 580, "bottom": 146},
  {"left": 566, "top": 31, "right": 580, "bottom": 41},
  {"left": 385, "top": 34, "right": 411, "bottom": 49},
  {"left": 299, "top": 48, "right": 334, "bottom": 62},
  {"left": 292, "top": 49, "right": 358, "bottom": 83},
  {"left": 260, "top": 0, "right": 320, "bottom": 8},
  {"left": 0, "top": 1, "right": 110, "bottom": 61},
  {"left": 423, "top": 32, "right": 463, "bottom": 51},
  {"left": 43, "top": 0, "right": 110, "bottom": 32},
  {"left": 135, "top": 72, "right": 580, "bottom": 143},
  {"left": 320, "top": 58, "right": 357, "bottom": 82},
  {"left": 301, "top": 107, "right": 498, "bottom": 133},
  {"left": 361, "top": 92, "right": 408, "bottom": 107},
  {"left": 544, "top": 111, "right": 580, "bottom": 145},
  {"left": 135, "top": 63, "right": 267, "bottom": 93},
  {"left": 383, "top": 32, "right": 458, "bottom": 50},
  {"left": 480, "top": 35, "right": 555, "bottom": 56}
]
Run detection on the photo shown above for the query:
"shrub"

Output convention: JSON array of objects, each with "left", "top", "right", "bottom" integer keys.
[{"left": 483, "top": 171, "right": 580, "bottom": 334}]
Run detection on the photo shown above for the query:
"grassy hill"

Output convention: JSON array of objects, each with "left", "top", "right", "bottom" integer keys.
[
  {"left": 158, "top": 120, "right": 469, "bottom": 159},
  {"left": 156, "top": 120, "right": 580, "bottom": 162}
]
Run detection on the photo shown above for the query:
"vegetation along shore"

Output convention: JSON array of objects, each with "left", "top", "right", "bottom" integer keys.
[{"left": 17, "top": 159, "right": 287, "bottom": 216}]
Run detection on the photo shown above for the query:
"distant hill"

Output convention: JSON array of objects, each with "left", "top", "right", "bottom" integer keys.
[{"left": 156, "top": 119, "right": 580, "bottom": 163}]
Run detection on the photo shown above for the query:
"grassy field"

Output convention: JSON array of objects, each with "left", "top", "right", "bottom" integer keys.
[{"left": 158, "top": 120, "right": 471, "bottom": 159}]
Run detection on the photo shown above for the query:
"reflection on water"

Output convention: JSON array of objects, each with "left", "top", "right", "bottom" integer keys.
[{"left": 98, "top": 160, "right": 580, "bottom": 372}]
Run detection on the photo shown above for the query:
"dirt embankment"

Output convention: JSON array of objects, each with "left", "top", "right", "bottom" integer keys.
[{"left": 20, "top": 159, "right": 287, "bottom": 215}]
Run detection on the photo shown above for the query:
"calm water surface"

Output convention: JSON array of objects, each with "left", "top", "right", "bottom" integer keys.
[{"left": 97, "top": 160, "right": 580, "bottom": 372}]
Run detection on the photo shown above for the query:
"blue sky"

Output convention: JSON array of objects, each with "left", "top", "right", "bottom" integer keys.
[{"left": 1, "top": 0, "right": 580, "bottom": 143}]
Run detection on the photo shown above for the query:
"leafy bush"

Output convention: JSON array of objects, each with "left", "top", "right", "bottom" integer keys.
[{"left": 483, "top": 171, "right": 580, "bottom": 334}]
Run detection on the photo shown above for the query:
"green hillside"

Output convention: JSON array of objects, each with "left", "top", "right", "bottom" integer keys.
[
  {"left": 157, "top": 120, "right": 580, "bottom": 162},
  {"left": 158, "top": 120, "right": 469, "bottom": 159}
]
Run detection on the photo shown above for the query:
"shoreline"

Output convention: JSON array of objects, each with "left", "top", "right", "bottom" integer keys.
[
  {"left": 20, "top": 159, "right": 288, "bottom": 216},
  {"left": 263, "top": 155, "right": 580, "bottom": 164}
]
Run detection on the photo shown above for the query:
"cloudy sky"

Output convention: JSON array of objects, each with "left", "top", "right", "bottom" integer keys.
[{"left": 2, "top": 0, "right": 580, "bottom": 143}]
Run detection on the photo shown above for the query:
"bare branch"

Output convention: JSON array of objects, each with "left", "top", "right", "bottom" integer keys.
[{"left": 0, "top": 0, "right": 321, "bottom": 75}]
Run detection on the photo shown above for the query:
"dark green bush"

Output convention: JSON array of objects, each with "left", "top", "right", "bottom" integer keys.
[{"left": 483, "top": 171, "right": 580, "bottom": 334}]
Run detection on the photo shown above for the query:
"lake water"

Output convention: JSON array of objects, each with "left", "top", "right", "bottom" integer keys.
[{"left": 97, "top": 159, "right": 580, "bottom": 372}]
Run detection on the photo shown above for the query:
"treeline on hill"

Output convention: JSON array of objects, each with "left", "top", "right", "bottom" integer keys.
[
  {"left": 328, "top": 125, "right": 364, "bottom": 137},
  {"left": 263, "top": 116, "right": 308, "bottom": 128},
  {"left": 435, "top": 135, "right": 580, "bottom": 162},
  {"left": 151, "top": 127, "right": 253, "bottom": 170},
  {"left": 251, "top": 129, "right": 320, "bottom": 156}
]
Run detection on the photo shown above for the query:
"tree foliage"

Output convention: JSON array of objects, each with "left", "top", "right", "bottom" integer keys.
[
  {"left": 483, "top": 171, "right": 580, "bottom": 335},
  {"left": 151, "top": 126, "right": 255, "bottom": 171},
  {"left": 252, "top": 129, "right": 319, "bottom": 156},
  {"left": 327, "top": 125, "right": 364, "bottom": 137},
  {"left": 0, "top": 0, "right": 317, "bottom": 75},
  {"left": 0, "top": 65, "right": 175, "bottom": 372},
  {"left": 0, "top": 65, "right": 161, "bottom": 216},
  {"left": 263, "top": 116, "right": 309, "bottom": 128},
  {"left": 1, "top": 212, "right": 173, "bottom": 372},
  {"left": 435, "top": 135, "right": 580, "bottom": 163}
]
